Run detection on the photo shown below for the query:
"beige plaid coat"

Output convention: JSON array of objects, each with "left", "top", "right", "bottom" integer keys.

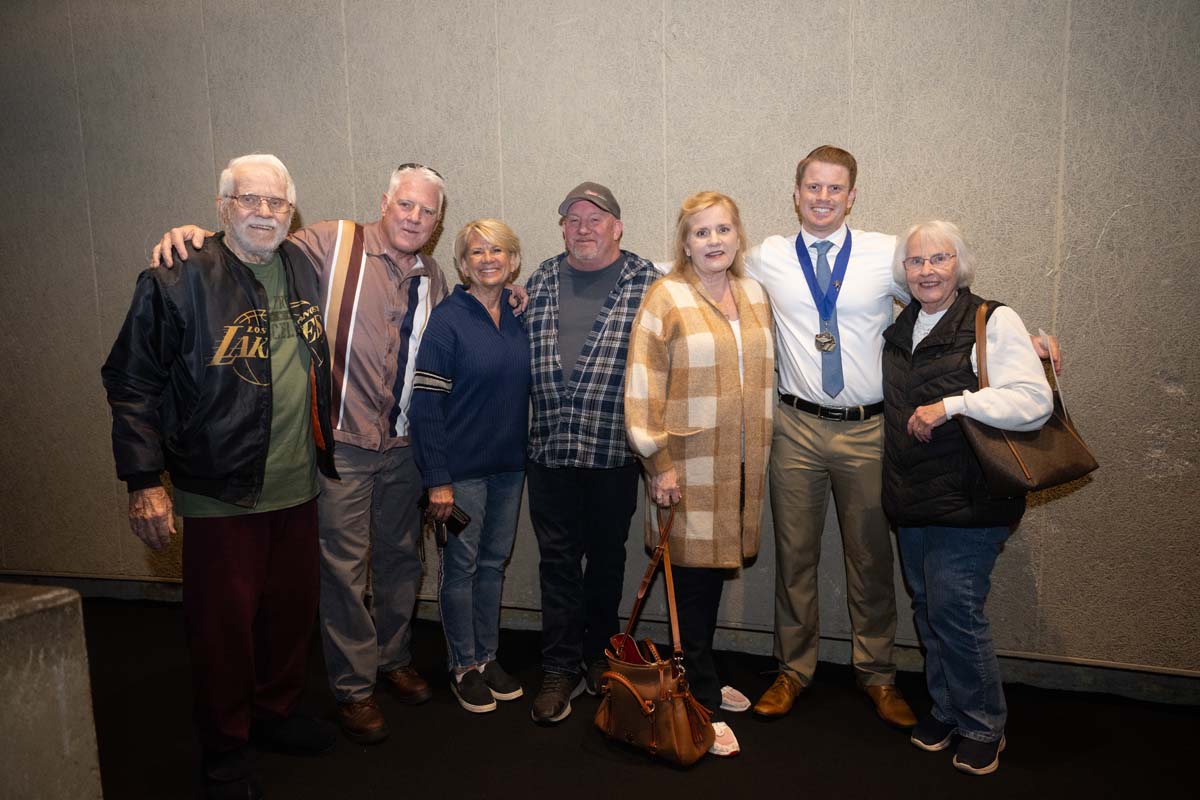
[{"left": 625, "top": 268, "right": 775, "bottom": 568}]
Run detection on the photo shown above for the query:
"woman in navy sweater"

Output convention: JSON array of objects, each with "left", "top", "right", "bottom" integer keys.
[{"left": 410, "top": 219, "right": 531, "bottom": 714}]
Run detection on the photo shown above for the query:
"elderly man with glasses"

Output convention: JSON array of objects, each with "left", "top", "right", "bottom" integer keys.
[
  {"left": 154, "top": 163, "right": 451, "bottom": 745},
  {"left": 105, "top": 154, "right": 339, "bottom": 798}
]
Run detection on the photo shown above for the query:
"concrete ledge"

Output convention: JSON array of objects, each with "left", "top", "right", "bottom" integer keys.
[{"left": 0, "top": 583, "right": 103, "bottom": 800}]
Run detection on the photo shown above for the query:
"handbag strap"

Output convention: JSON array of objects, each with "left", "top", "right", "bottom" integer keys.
[
  {"left": 974, "top": 302, "right": 991, "bottom": 389},
  {"left": 620, "top": 507, "right": 685, "bottom": 661}
]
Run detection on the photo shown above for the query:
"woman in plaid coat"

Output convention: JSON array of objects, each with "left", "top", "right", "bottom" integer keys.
[{"left": 625, "top": 191, "right": 774, "bottom": 757}]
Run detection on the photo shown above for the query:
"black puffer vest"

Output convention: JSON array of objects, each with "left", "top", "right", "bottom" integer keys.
[{"left": 881, "top": 290, "right": 1025, "bottom": 528}]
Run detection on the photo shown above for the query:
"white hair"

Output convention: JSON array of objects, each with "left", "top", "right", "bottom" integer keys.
[
  {"left": 386, "top": 164, "right": 446, "bottom": 213},
  {"left": 892, "top": 219, "right": 977, "bottom": 288},
  {"left": 218, "top": 153, "right": 296, "bottom": 204}
]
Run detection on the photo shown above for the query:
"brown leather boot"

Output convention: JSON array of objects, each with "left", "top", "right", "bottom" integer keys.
[
  {"left": 862, "top": 684, "right": 918, "bottom": 728},
  {"left": 336, "top": 696, "right": 389, "bottom": 744},
  {"left": 752, "top": 672, "right": 804, "bottom": 718},
  {"left": 381, "top": 665, "right": 433, "bottom": 705}
]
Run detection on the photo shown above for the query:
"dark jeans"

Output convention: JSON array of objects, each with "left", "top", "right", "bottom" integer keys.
[
  {"left": 527, "top": 461, "right": 640, "bottom": 673},
  {"left": 182, "top": 498, "right": 319, "bottom": 754},
  {"left": 897, "top": 524, "right": 1009, "bottom": 742},
  {"left": 673, "top": 565, "right": 726, "bottom": 722}
]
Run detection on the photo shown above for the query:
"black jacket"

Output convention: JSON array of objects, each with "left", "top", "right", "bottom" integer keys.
[
  {"left": 102, "top": 234, "right": 337, "bottom": 508},
  {"left": 881, "top": 291, "right": 1025, "bottom": 528}
]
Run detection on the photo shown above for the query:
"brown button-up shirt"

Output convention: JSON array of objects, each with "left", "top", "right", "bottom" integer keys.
[{"left": 290, "top": 219, "right": 449, "bottom": 451}]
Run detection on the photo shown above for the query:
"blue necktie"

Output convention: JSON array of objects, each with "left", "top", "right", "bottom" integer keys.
[{"left": 812, "top": 240, "right": 844, "bottom": 398}]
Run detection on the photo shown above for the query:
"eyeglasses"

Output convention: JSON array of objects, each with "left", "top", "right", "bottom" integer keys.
[
  {"left": 225, "top": 194, "right": 292, "bottom": 214},
  {"left": 902, "top": 252, "right": 956, "bottom": 271},
  {"left": 396, "top": 162, "right": 444, "bottom": 180}
]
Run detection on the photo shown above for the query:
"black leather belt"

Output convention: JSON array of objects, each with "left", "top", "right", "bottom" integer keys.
[{"left": 779, "top": 394, "right": 884, "bottom": 422}]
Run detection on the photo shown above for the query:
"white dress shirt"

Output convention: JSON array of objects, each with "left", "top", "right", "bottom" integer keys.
[{"left": 746, "top": 224, "right": 908, "bottom": 406}]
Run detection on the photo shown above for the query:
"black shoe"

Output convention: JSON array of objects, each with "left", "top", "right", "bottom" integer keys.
[
  {"left": 481, "top": 661, "right": 524, "bottom": 701},
  {"left": 203, "top": 747, "right": 263, "bottom": 800},
  {"left": 910, "top": 714, "right": 957, "bottom": 752},
  {"left": 953, "top": 734, "right": 1006, "bottom": 775},
  {"left": 584, "top": 657, "right": 608, "bottom": 696},
  {"left": 251, "top": 714, "right": 337, "bottom": 755},
  {"left": 530, "top": 671, "right": 584, "bottom": 724},
  {"left": 452, "top": 670, "right": 498, "bottom": 713}
]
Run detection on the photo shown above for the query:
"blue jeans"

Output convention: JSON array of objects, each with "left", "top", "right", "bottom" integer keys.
[
  {"left": 438, "top": 471, "right": 524, "bottom": 670},
  {"left": 897, "top": 525, "right": 1009, "bottom": 743}
]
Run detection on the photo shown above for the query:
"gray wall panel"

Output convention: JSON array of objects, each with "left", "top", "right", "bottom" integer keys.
[
  {"left": 204, "top": 0, "right": 355, "bottom": 225},
  {"left": 0, "top": 0, "right": 124, "bottom": 576}
]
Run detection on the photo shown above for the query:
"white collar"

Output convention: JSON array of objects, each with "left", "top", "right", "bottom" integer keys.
[{"left": 799, "top": 223, "right": 849, "bottom": 252}]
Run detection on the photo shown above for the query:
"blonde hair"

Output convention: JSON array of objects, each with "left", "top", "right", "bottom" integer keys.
[
  {"left": 672, "top": 191, "right": 747, "bottom": 278},
  {"left": 453, "top": 218, "right": 522, "bottom": 284}
]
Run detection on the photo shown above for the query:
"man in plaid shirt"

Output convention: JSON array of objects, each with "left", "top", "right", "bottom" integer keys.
[{"left": 524, "top": 182, "right": 660, "bottom": 724}]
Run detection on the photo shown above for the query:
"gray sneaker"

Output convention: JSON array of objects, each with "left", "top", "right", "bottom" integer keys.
[
  {"left": 481, "top": 661, "right": 524, "bottom": 701},
  {"left": 451, "top": 670, "right": 497, "bottom": 714},
  {"left": 530, "top": 671, "right": 584, "bottom": 724}
]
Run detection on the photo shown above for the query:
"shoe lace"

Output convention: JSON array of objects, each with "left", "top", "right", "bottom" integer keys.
[{"left": 543, "top": 672, "right": 575, "bottom": 693}]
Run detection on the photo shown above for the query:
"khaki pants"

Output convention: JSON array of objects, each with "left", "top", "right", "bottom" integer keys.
[{"left": 768, "top": 403, "right": 897, "bottom": 687}]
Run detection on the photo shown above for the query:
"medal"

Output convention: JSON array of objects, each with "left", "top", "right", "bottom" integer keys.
[{"left": 815, "top": 331, "right": 836, "bottom": 352}]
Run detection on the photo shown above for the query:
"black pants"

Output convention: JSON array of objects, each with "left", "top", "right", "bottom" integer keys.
[
  {"left": 672, "top": 564, "right": 726, "bottom": 722},
  {"left": 527, "top": 461, "right": 640, "bottom": 673}
]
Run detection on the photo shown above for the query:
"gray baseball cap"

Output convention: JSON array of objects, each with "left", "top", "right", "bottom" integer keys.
[{"left": 557, "top": 181, "right": 621, "bottom": 219}]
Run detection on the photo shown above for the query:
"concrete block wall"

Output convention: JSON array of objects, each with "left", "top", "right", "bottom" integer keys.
[{"left": 0, "top": 584, "right": 102, "bottom": 799}]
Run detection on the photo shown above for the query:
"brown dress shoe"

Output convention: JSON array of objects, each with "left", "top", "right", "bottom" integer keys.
[
  {"left": 862, "top": 684, "right": 918, "bottom": 729},
  {"left": 336, "top": 696, "right": 389, "bottom": 744},
  {"left": 381, "top": 665, "right": 433, "bottom": 704},
  {"left": 752, "top": 672, "right": 804, "bottom": 718}
]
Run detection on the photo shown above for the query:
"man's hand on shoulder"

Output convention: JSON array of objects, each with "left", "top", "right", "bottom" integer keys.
[
  {"left": 128, "top": 486, "right": 176, "bottom": 550},
  {"left": 150, "top": 226, "right": 213, "bottom": 269},
  {"left": 507, "top": 283, "right": 529, "bottom": 315}
]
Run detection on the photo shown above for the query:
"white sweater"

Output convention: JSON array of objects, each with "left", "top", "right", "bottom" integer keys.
[{"left": 911, "top": 305, "right": 1053, "bottom": 431}]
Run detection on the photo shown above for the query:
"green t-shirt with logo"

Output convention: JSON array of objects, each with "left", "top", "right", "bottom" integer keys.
[{"left": 175, "top": 254, "right": 319, "bottom": 517}]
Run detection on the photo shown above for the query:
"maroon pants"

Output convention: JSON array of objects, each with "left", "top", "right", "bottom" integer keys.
[{"left": 182, "top": 498, "right": 319, "bottom": 753}]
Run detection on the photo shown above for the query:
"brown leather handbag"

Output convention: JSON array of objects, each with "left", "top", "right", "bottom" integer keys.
[
  {"left": 958, "top": 303, "right": 1099, "bottom": 496},
  {"left": 593, "top": 508, "right": 715, "bottom": 766}
]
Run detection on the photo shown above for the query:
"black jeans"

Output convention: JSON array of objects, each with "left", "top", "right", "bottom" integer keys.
[
  {"left": 672, "top": 564, "right": 726, "bottom": 722},
  {"left": 527, "top": 461, "right": 640, "bottom": 673}
]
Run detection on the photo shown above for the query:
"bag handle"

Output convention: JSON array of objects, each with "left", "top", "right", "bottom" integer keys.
[
  {"left": 974, "top": 302, "right": 991, "bottom": 389},
  {"left": 620, "top": 507, "right": 685, "bottom": 662}
]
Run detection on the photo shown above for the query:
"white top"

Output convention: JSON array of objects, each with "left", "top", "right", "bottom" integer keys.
[
  {"left": 746, "top": 224, "right": 908, "bottom": 406},
  {"left": 913, "top": 304, "right": 1054, "bottom": 431},
  {"left": 728, "top": 318, "right": 744, "bottom": 385}
]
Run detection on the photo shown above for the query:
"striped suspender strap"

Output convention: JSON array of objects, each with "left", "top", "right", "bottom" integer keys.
[{"left": 323, "top": 220, "right": 367, "bottom": 430}]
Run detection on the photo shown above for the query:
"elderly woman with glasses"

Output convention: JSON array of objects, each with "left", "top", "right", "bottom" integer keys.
[
  {"left": 881, "top": 220, "right": 1053, "bottom": 776},
  {"left": 624, "top": 191, "right": 775, "bottom": 758},
  {"left": 409, "top": 218, "right": 531, "bottom": 715}
]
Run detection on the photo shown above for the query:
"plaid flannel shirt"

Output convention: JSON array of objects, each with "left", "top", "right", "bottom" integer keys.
[{"left": 524, "top": 250, "right": 660, "bottom": 468}]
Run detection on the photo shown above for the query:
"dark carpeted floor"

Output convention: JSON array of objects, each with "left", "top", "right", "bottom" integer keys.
[{"left": 83, "top": 598, "right": 1194, "bottom": 799}]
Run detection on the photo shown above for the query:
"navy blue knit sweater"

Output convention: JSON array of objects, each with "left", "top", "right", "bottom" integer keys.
[{"left": 410, "top": 285, "right": 530, "bottom": 488}]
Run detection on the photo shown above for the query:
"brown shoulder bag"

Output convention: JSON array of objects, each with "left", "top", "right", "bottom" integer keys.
[
  {"left": 593, "top": 507, "right": 715, "bottom": 766},
  {"left": 957, "top": 303, "right": 1099, "bottom": 496}
]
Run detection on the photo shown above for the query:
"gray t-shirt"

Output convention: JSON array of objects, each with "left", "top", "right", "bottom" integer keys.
[{"left": 558, "top": 255, "right": 624, "bottom": 378}]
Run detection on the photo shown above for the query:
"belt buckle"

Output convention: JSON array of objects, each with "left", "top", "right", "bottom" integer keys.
[{"left": 820, "top": 406, "right": 847, "bottom": 421}]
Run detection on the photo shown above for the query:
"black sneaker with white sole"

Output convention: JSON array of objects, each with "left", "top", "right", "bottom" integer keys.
[
  {"left": 451, "top": 670, "right": 497, "bottom": 714},
  {"left": 530, "top": 671, "right": 584, "bottom": 724},
  {"left": 481, "top": 661, "right": 523, "bottom": 701},
  {"left": 910, "top": 714, "right": 957, "bottom": 752},
  {"left": 952, "top": 734, "right": 1006, "bottom": 775}
]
